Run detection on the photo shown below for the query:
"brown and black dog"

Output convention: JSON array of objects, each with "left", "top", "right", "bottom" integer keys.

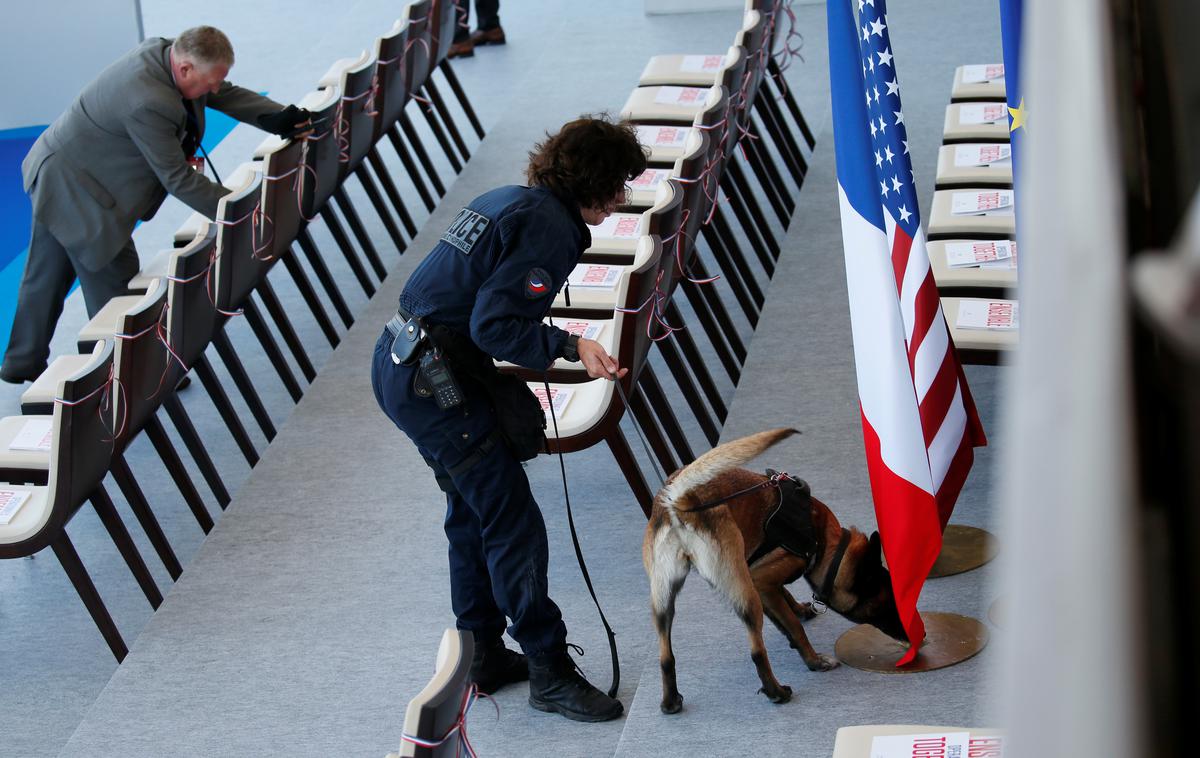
[{"left": 643, "top": 428, "right": 908, "bottom": 714}]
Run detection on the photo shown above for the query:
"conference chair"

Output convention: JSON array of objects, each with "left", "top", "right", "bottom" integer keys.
[
  {"left": 391, "top": 629, "right": 475, "bottom": 758},
  {"left": 926, "top": 239, "right": 1018, "bottom": 299},
  {"left": 402, "top": 0, "right": 465, "bottom": 178},
  {"left": 0, "top": 340, "right": 159, "bottom": 661},
  {"left": 372, "top": 17, "right": 439, "bottom": 211},
  {"left": 934, "top": 143, "right": 1013, "bottom": 189},
  {"left": 949, "top": 63, "right": 1007, "bottom": 103},
  {"left": 427, "top": 0, "right": 486, "bottom": 143},
  {"left": 940, "top": 296, "right": 1019, "bottom": 366},
  {"left": 927, "top": 188, "right": 1017, "bottom": 241},
  {"left": 943, "top": 103, "right": 1010, "bottom": 144}
]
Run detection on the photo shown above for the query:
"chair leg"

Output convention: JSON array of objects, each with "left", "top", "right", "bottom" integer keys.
[
  {"left": 296, "top": 229, "right": 354, "bottom": 329},
  {"left": 194, "top": 354, "right": 260, "bottom": 466},
  {"left": 664, "top": 302, "right": 729, "bottom": 425},
  {"left": 604, "top": 430, "right": 653, "bottom": 518},
  {"left": 753, "top": 98, "right": 806, "bottom": 184},
  {"left": 417, "top": 91, "right": 464, "bottom": 174},
  {"left": 162, "top": 393, "right": 231, "bottom": 509},
  {"left": 211, "top": 331, "right": 277, "bottom": 441},
  {"left": 710, "top": 206, "right": 766, "bottom": 307},
  {"left": 110, "top": 452, "right": 183, "bottom": 581},
  {"left": 438, "top": 59, "right": 486, "bottom": 140},
  {"left": 757, "top": 89, "right": 808, "bottom": 179},
  {"left": 52, "top": 533, "right": 128, "bottom": 661},
  {"left": 627, "top": 384, "right": 678, "bottom": 476},
  {"left": 343, "top": 168, "right": 408, "bottom": 252},
  {"left": 732, "top": 144, "right": 790, "bottom": 227},
  {"left": 638, "top": 364, "right": 696, "bottom": 466},
  {"left": 701, "top": 222, "right": 763, "bottom": 324},
  {"left": 144, "top": 415, "right": 215, "bottom": 533},
  {"left": 767, "top": 57, "right": 817, "bottom": 149},
  {"left": 360, "top": 154, "right": 419, "bottom": 239},
  {"left": 425, "top": 78, "right": 471, "bottom": 163},
  {"left": 397, "top": 116, "right": 447, "bottom": 197},
  {"left": 720, "top": 172, "right": 779, "bottom": 271},
  {"left": 743, "top": 128, "right": 795, "bottom": 220},
  {"left": 243, "top": 297, "right": 304, "bottom": 401},
  {"left": 654, "top": 331, "right": 722, "bottom": 445},
  {"left": 722, "top": 170, "right": 781, "bottom": 264},
  {"left": 682, "top": 275, "right": 743, "bottom": 384},
  {"left": 332, "top": 188, "right": 390, "bottom": 280},
  {"left": 382, "top": 131, "right": 437, "bottom": 212},
  {"left": 281, "top": 249, "right": 340, "bottom": 348},
  {"left": 90, "top": 485, "right": 162, "bottom": 609},
  {"left": 688, "top": 254, "right": 748, "bottom": 363},
  {"left": 319, "top": 206, "right": 376, "bottom": 297}
]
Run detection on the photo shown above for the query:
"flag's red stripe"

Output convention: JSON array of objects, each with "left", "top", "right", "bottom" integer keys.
[
  {"left": 949, "top": 337, "right": 988, "bottom": 447},
  {"left": 935, "top": 426, "right": 976, "bottom": 529},
  {"left": 890, "top": 225, "right": 911, "bottom": 296},
  {"left": 906, "top": 273, "right": 941, "bottom": 369},
  {"left": 919, "top": 350, "right": 959, "bottom": 447},
  {"left": 859, "top": 406, "right": 940, "bottom": 667}
]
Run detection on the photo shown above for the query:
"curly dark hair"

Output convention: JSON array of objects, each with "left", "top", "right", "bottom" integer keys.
[{"left": 525, "top": 114, "right": 649, "bottom": 210}]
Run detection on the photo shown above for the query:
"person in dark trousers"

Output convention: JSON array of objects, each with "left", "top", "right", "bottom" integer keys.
[
  {"left": 371, "top": 115, "right": 646, "bottom": 722},
  {"left": 0, "top": 26, "right": 310, "bottom": 385},
  {"left": 448, "top": 0, "right": 505, "bottom": 58}
]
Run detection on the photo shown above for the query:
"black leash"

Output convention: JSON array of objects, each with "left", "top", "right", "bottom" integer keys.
[
  {"left": 541, "top": 376, "right": 621, "bottom": 699},
  {"left": 608, "top": 371, "right": 667, "bottom": 489}
]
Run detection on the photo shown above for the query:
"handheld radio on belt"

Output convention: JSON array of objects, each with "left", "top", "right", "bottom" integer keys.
[{"left": 419, "top": 348, "right": 464, "bottom": 410}]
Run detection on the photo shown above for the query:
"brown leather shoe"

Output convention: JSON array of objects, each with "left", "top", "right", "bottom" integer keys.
[
  {"left": 469, "top": 26, "right": 506, "bottom": 46},
  {"left": 448, "top": 39, "right": 475, "bottom": 58}
]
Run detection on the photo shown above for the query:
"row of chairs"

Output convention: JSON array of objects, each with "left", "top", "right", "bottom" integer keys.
[
  {"left": 500, "top": 1, "right": 817, "bottom": 514},
  {"left": 929, "top": 63, "right": 1019, "bottom": 365},
  {"left": 0, "top": 0, "right": 485, "bottom": 660}
]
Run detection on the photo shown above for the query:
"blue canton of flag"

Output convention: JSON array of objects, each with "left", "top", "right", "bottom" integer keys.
[{"left": 858, "top": 0, "right": 920, "bottom": 239}]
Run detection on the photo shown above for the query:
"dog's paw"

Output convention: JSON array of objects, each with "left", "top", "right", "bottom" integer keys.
[
  {"left": 660, "top": 692, "right": 684, "bottom": 715},
  {"left": 805, "top": 653, "right": 840, "bottom": 672},
  {"left": 794, "top": 602, "right": 818, "bottom": 621},
  {"left": 759, "top": 684, "right": 792, "bottom": 704}
]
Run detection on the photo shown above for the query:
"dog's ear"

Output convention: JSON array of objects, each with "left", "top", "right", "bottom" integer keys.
[{"left": 868, "top": 530, "right": 882, "bottom": 562}]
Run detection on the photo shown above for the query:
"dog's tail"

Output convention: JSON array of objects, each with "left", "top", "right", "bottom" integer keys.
[{"left": 661, "top": 428, "right": 800, "bottom": 510}]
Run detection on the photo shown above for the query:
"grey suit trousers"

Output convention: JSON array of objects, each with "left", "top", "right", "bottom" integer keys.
[{"left": 0, "top": 220, "right": 138, "bottom": 380}]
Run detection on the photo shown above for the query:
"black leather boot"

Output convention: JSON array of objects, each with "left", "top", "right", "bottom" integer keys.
[
  {"left": 469, "top": 638, "right": 528, "bottom": 695},
  {"left": 527, "top": 646, "right": 623, "bottom": 722}
]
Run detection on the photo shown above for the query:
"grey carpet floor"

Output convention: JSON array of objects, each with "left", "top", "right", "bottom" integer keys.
[{"left": 1, "top": 1, "right": 1006, "bottom": 756}]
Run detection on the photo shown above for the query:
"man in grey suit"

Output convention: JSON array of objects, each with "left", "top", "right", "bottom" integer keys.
[{"left": 1, "top": 26, "right": 309, "bottom": 383}]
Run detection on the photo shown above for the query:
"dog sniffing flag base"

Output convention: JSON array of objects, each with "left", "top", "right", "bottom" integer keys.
[{"left": 834, "top": 612, "right": 988, "bottom": 673}]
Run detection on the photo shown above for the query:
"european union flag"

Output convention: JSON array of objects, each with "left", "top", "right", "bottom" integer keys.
[{"left": 999, "top": 0, "right": 1025, "bottom": 184}]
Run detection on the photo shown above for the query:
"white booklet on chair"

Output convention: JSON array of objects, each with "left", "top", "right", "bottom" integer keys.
[
  {"left": 630, "top": 168, "right": 670, "bottom": 192},
  {"left": 534, "top": 387, "right": 573, "bottom": 417},
  {"left": 961, "top": 63, "right": 1005, "bottom": 84},
  {"left": 956, "top": 299, "right": 1019, "bottom": 330},
  {"left": 870, "top": 731, "right": 972, "bottom": 758},
  {"left": 958, "top": 103, "right": 1007, "bottom": 125},
  {"left": 589, "top": 213, "right": 641, "bottom": 239},
  {"left": 557, "top": 320, "right": 606, "bottom": 341},
  {"left": 568, "top": 264, "right": 622, "bottom": 290},
  {"left": 680, "top": 54, "right": 726, "bottom": 73},
  {"left": 951, "top": 190, "right": 1014, "bottom": 216},
  {"left": 954, "top": 144, "right": 1011, "bottom": 167},
  {"left": 0, "top": 489, "right": 33, "bottom": 525},
  {"left": 945, "top": 240, "right": 1015, "bottom": 268},
  {"left": 8, "top": 418, "right": 53, "bottom": 452},
  {"left": 636, "top": 125, "right": 690, "bottom": 149},
  {"left": 653, "top": 86, "right": 710, "bottom": 107}
]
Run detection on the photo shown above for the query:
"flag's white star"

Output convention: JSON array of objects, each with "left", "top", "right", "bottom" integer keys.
[
  {"left": 873, "top": 86, "right": 880, "bottom": 103},
  {"left": 870, "top": 18, "right": 886, "bottom": 37},
  {"left": 892, "top": 175, "right": 903, "bottom": 192},
  {"left": 869, "top": 119, "right": 878, "bottom": 137},
  {"left": 884, "top": 145, "right": 895, "bottom": 164},
  {"left": 869, "top": 56, "right": 875, "bottom": 73},
  {"left": 902, "top": 138, "right": 910, "bottom": 154},
  {"left": 878, "top": 116, "right": 888, "bottom": 133},
  {"left": 875, "top": 150, "right": 883, "bottom": 167},
  {"left": 877, "top": 48, "right": 894, "bottom": 67},
  {"left": 880, "top": 181, "right": 889, "bottom": 197},
  {"left": 886, "top": 78, "right": 900, "bottom": 96},
  {"left": 910, "top": 168, "right": 915, "bottom": 181},
  {"left": 862, "top": 61, "right": 867, "bottom": 77},
  {"left": 898, "top": 205, "right": 912, "bottom": 223},
  {"left": 894, "top": 110, "right": 905, "bottom": 125},
  {"left": 862, "top": 24, "right": 870, "bottom": 41},
  {"left": 866, "top": 89, "right": 872, "bottom": 108},
  {"left": 866, "top": 0, "right": 875, "bottom": 5},
  {"left": 858, "top": 0, "right": 864, "bottom": 9}
]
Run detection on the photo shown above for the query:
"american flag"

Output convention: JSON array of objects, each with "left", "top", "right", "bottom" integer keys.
[{"left": 828, "top": 0, "right": 986, "bottom": 664}]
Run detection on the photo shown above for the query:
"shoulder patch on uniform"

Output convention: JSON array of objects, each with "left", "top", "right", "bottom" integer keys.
[
  {"left": 441, "top": 207, "right": 491, "bottom": 254},
  {"left": 525, "top": 267, "right": 552, "bottom": 299}
]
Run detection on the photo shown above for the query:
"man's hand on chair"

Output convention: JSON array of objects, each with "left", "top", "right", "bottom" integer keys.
[
  {"left": 256, "top": 105, "right": 314, "bottom": 139},
  {"left": 578, "top": 338, "right": 627, "bottom": 380}
]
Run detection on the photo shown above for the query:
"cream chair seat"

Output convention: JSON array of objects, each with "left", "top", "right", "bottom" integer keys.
[
  {"left": 635, "top": 124, "right": 695, "bottom": 164},
  {"left": 172, "top": 161, "right": 262, "bottom": 244},
  {"left": 943, "top": 103, "right": 1009, "bottom": 143},
  {"left": 20, "top": 354, "right": 94, "bottom": 412},
  {"left": 496, "top": 317, "right": 616, "bottom": 374},
  {"left": 0, "top": 416, "right": 53, "bottom": 474},
  {"left": 942, "top": 296, "right": 1019, "bottom": 352},
  {"left": 127, "top": 248, "right": 177, "bottom": 291},
  {"left": 927, "top": 188, "right": 1016, "bottom": 240},
  {"left": 927, "top": 239, "right": 1018, "bottom": 292},
  {"left": 0, "top": 486, "right": 50, "bottom": 545},
  {"left": 934, "top": 143, "right": 1013, "bottom": 189},
  {"left": 950, "top": 63, "right": 1006, "bottom": 102}
]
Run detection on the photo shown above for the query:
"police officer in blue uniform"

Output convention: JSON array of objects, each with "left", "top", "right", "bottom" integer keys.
[{"left": 371, "top": 116, "right": 646, "bottom": 722}]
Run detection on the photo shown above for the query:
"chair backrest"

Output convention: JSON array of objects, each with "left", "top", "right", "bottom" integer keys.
[
  {"left": 211, "top": 166, "right": 266, "bottom": 312},
  {"left": 735, "top": 10, "right": 769, "bottom": 105},
  {"left": 374, "top": 19, "right": 411, "bottom": 139},
  {"left": 399, "top": 629, "right": 474, "bottom": 758},
  {"left": 166, "top": 228, "right": 218, "bottom": 369},
  {"left": 614, "top": 234, "right": 668, "bottom": 384},
  {"left": 0, "top": 340, "right": 114, "bottom": 556},
  {"left": 297, "top": 87, "right": 343, "bottom": 211},
  {"left": 718, "top": 46, "right": 751, "bottom": 156},
  {"left": 404, "top": 0, "right": 435, "bottom": 97},
  {"left": 329, "top": 52, "right": 378, "bottom": 177},
  {"left": 429, "top": 0, "right": 458, "bottom": 66},
  {"left": 112, "top": 278, "right": 171, "bottom": 444},
  {"left": 258, "top": 138, "right": 306, "bottom": 264}
]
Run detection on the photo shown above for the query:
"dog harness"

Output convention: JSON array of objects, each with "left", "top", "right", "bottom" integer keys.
[{"left": 746, "top": 470, "right": 819, "bottom": 565}]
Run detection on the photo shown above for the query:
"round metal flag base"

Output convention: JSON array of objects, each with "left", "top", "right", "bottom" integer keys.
[
  {"left": 835, "top": 612, "right": 988, "bottom": 673},
  {"left": 928, "top": 524, "right": 999, "bottom": 578}
]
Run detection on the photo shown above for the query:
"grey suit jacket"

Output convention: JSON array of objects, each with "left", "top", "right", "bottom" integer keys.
[{"left": 22, "top": 37, "right": 283, "bottom": 271}]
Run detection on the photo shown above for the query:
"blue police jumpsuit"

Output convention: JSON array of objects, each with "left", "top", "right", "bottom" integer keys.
[{"left": 371, "top": 185, "right": 590, "bottom": 656}]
